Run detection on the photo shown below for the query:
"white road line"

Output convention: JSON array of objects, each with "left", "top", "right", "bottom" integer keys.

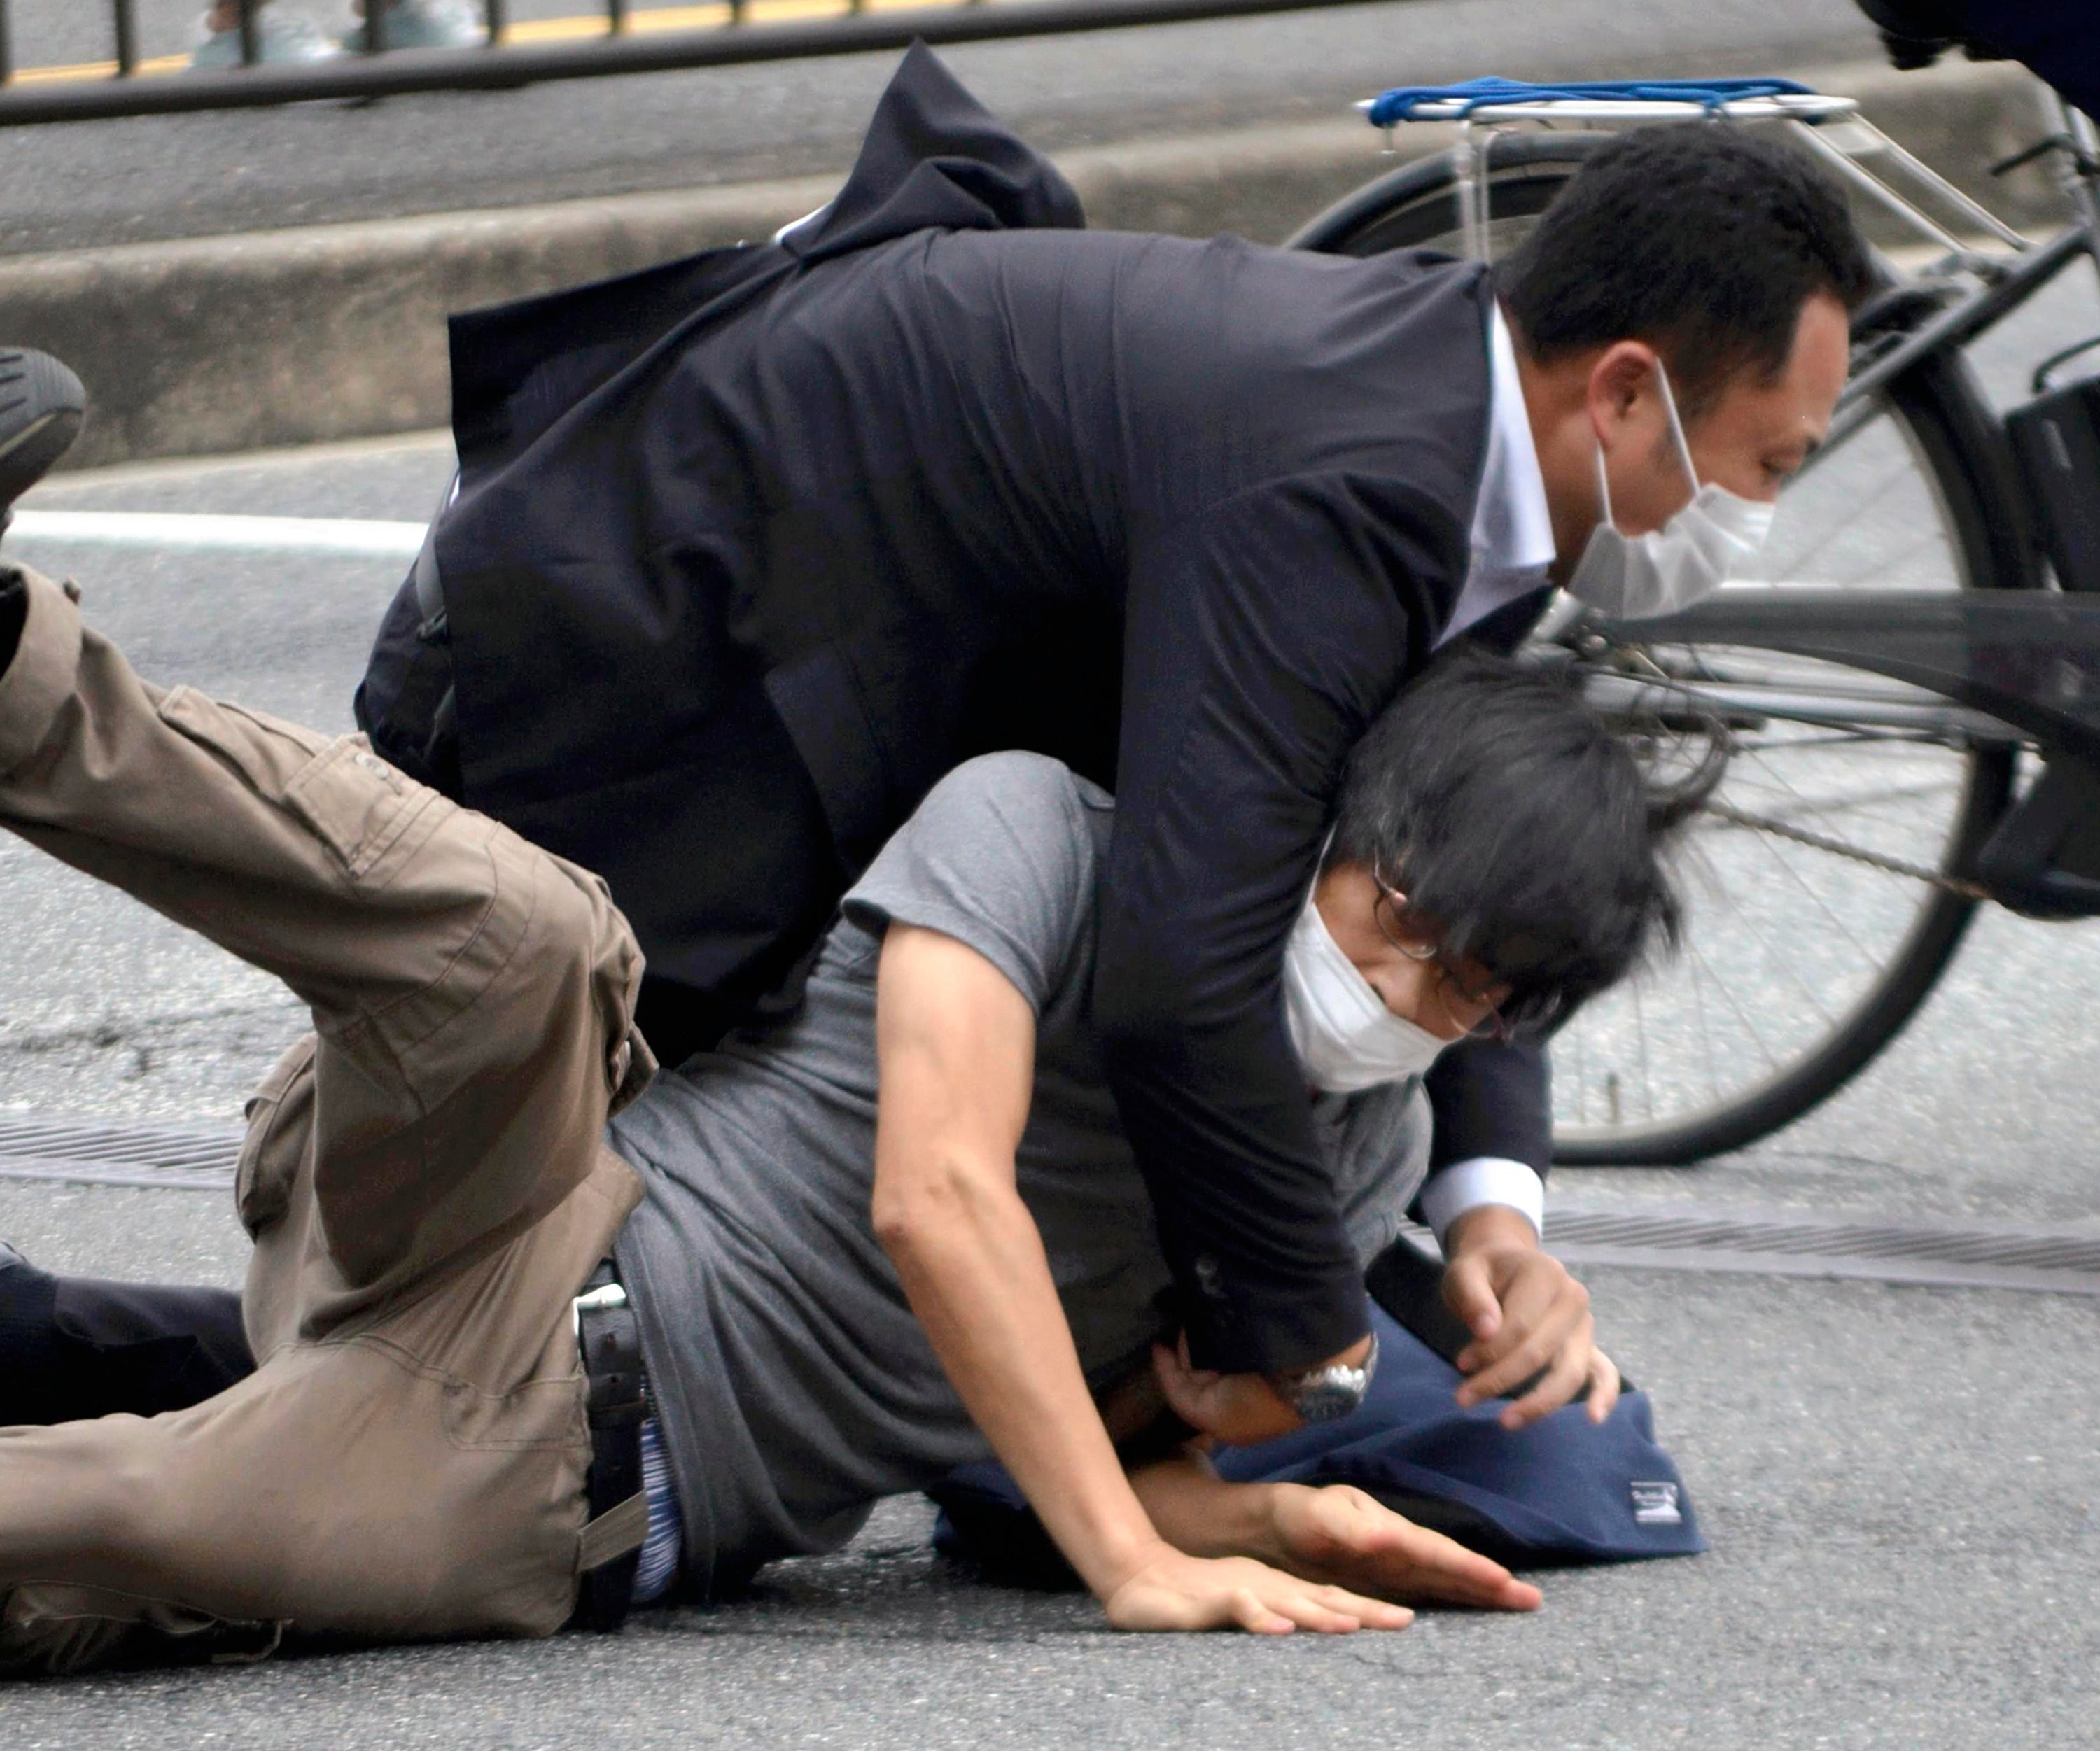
[{"left": 8, "top": 509, "right": 428, "bottom": 557}]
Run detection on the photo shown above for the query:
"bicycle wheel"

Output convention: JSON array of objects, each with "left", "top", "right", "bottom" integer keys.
[{"left": 1291, "top": 135, "right": 2026, "bottom": 1164}]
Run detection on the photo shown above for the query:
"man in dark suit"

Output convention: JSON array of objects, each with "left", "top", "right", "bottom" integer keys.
[{"left": 354, "top": 46, "right": 1870, "bottom": 1428}]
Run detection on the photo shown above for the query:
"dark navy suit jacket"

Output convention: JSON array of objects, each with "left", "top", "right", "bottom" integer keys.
[
  {"left": 1952, "top": 3, "right": 2096, "bottom": 117},
  {"left": 357, "top": 45, "right": 1550, "bottom": 1375}
]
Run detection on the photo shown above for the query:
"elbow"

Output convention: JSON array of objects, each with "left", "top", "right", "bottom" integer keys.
[
  {"left": 870, "top": 1182, "right": 928, "bottom": 1263},
  {"left": 870, "top": 1158, "right": 976, "bottom": 1268},
  {"left": 870, "top": 1190, "right": 926, "bottom": 1263}
]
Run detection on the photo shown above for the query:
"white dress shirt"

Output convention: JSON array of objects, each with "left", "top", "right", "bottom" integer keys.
[{"left": 1438, "top": 300, "right": 1558, "bottom": 649}]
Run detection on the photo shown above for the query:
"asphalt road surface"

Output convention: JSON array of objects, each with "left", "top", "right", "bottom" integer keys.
[
  {"left": 0, "top": 0, "right": 1888, "bottom": 256},
  {"left": 4, "top": 203, "right": 2100, "bottom": 1750}
]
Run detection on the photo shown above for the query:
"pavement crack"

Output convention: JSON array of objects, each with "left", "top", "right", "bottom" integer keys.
[{"left": 0, "top": 999, "right": 304, "bottom": 1057}]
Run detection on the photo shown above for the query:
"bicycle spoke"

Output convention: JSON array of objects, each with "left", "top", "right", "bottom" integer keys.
[
  {"left": 1631, "top": 974, "right": 1654, "bottom": 1123},
  {"left": 1734, "top": 796, "right": 1884, "bottom": 995},
  {"left": 1715, "top": 762, "right": 1960, "bottom": 852},
  {"left": 1700, "top": 811, "right": 1858, "bottom": 1019},
  {"left": 1684, "top": 932, "right": 1776, "bottom": 1084},
  {"left": 1688, "top": 939, "right": 1719, "bottom": 1106}
]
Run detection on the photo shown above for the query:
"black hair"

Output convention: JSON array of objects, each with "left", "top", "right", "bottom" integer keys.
[
  {"left": 1495, "top": 123, "right": 1876, "bottom": 419},
  {"left": 1325, "top": 645, "right": 1720, "bottom": 1032}
]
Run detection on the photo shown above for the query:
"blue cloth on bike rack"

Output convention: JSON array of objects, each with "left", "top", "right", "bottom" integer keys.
[
  {"left": 925, "top": 1302, "right": 1705, "bottom": 1589},
  {"left": 1364, "top": 76, "right": 1816, "bottom": 129}
]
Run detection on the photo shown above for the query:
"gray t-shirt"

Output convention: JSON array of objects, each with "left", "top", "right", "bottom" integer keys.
[{"left": 609, "top": 752, "right": 1432, "bottom": 1597}]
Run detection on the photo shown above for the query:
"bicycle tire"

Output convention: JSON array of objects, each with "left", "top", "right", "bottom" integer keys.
[{"left": 1289, "top": 136, "right": 2027, "bottom": 1165}]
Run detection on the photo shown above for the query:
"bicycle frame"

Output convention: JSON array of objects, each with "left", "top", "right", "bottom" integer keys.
[
  {"left": 1832, "top": 92, "right": 2100, "bottom": 442},
  {"left": 1586, "top": 586, "right": 2100, "bottom": 917}
]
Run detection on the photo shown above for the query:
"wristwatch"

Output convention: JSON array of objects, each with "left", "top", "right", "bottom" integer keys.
[{"left": 1271, "top": 1331, "right": 1379, "bottom": 1423}]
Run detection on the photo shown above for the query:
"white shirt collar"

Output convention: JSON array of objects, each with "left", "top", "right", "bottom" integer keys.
[{"left": 1439, "top": 300, "right": 1556, "bottom": 647}]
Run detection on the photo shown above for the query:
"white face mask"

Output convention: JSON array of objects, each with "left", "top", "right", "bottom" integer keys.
[
  {"left": 1281, "top": 892, "right": 1450, "bottom": 1095},
  {"left": 1564, "top": 359, "right": 1777, "bottom": 620}
]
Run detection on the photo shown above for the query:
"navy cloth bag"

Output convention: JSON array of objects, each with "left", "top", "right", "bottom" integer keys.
[{"left": 928, "top": 1298, "right": 1703, "bottom": 1587}]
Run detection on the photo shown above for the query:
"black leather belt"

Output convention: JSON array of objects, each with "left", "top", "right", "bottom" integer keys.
[{"left": 572, "top": 1259, "right": 648, "bottom": 1633}]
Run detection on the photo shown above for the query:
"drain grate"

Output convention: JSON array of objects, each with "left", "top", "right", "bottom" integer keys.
[
  {"left": 3, "top": 1113, "right": 2098, "bottom": 1295},
  {"left": 1535, "top": 1207, "right": 2100, "bottom": 1296},
  {"left": 0, "top": 1113, "right": 241, "bottom": 1192}
]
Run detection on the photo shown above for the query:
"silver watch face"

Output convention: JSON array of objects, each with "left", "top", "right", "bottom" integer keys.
[
  {"left": 1289, "top": 1373, "right": 1368, "bottom": 1423},
  {"left": 1281, "top": 1332, "right": 1378, "bottom": 1423}
]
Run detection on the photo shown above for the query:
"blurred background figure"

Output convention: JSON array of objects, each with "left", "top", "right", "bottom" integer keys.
[{"left": 190, "top": 0, "right": 484, "bottom": 68}]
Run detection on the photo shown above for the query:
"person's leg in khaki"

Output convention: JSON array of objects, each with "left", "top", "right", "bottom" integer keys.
[{"left": 0, "top": 562, "right": 655, "bottom": 1676}]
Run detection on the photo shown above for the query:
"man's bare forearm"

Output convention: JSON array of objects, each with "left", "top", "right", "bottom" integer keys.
[
  {"left": 1129, "top": 1456, "right": 1286, "bottom": 1564},
  {"left": 879, "top": 1154, "right": 1170, "bottom": 1600},
  {"left": 873, "top": 923, "right": 1424, "bottom": 1635},
  {"left": 874, "top": 924, "right": 1179, "bottom": 1602}
]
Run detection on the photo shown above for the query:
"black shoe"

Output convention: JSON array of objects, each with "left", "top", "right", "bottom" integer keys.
[{"left": 0, "top": 349, "right": 85, "bottom": 532}]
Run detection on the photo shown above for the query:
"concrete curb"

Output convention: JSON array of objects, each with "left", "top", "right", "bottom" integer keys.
[{"left": 6, "top": 53, "right": 2061, "bottom": 469}]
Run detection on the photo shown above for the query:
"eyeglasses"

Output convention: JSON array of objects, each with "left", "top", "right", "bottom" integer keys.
[{"left": 1368, "top": 868, "right": 1562, "bottom": 1044}]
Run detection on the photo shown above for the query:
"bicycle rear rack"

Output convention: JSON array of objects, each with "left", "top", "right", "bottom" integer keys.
[{"left": 1358, "top": 80, "right": 2034, "bottom": 267}]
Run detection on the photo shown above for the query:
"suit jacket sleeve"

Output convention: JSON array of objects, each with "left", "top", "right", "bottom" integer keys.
[
  {"left": 1423, "top": 1038, "right": 1552, "bottom": 1177},
  {"left": 1093, "top": 473, "right": 1463, "bottom": 1377}
]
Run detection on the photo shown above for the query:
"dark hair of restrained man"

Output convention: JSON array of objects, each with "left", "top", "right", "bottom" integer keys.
[
  {"left": 1495, "top": 122, "right": 1879, "bottom": 417},
  {"left": 1324, "top": 644, "right": 1722, "bottom": 1037}
]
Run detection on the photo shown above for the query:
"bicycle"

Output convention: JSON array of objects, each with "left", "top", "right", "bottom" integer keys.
[{"left": 1285, "top": 73, "right": 2100, "bottom": 1166}]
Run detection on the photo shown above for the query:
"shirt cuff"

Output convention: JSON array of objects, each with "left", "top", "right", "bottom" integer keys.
[{"left": 1418, "top": 1157, "right": 1546, "bottom": 1249}]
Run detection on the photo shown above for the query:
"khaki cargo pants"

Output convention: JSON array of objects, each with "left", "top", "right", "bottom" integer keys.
[{"left": 0, "top": 566, "right": 657, "bottom": 1676}]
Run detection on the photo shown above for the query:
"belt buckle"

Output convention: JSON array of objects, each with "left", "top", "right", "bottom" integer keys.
[{"left": 572, "top": 1278, "right": 628, "bottom": 1337}]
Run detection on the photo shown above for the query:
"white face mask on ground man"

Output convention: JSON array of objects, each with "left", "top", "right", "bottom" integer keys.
[
  {"left": 1280, "top": 892, "right": 1450, "bottom": 1094},
  {"left": 1564, "top": 358, "right": 1777, "bottom": 619}
]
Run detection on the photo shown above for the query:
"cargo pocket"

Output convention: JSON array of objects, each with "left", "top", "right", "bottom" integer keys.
[
  {"left": 158, "top": 689, "right": 432, "bottom": 880},
  {"left": 234, "top": 1034, "right": 316, "bottom": 1241},
  {"left": 158, "top": 687, "right": 333, "bottom": 798},
  {"left": 282, "top": 738, "right": 433, "bottom": 880}
]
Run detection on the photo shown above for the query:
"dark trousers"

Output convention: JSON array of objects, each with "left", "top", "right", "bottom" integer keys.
[{"left": 0, "top": 1256, "right": 249, "bottom": 1427}]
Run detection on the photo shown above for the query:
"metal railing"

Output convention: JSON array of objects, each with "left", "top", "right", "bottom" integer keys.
[{"left": 0, "top": 0, "right": 1404, "bottom": 126}]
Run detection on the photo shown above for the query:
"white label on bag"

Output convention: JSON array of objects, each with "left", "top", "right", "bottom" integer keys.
[{"left": 1630, "top": 1481, "right": 1683, "bottom": 1526}]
